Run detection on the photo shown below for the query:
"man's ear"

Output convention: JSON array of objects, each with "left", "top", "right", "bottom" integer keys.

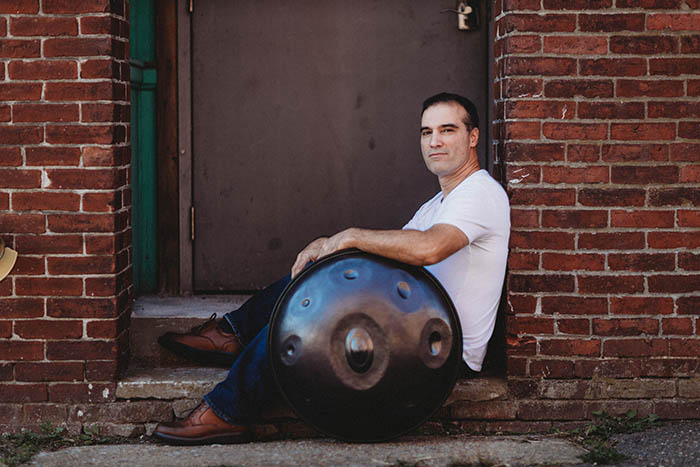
[{"left": 469, "top": 127, "right": 479, "bottom": 148}]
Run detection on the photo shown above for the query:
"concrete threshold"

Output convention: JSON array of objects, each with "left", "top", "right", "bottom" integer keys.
[{"left": 132, "top": 294, "right": 251, "bottom": 318}]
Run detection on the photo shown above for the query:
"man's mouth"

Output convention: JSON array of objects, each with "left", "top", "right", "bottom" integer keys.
[{"left": 429, "top": 152, "right": 447, "bottom": 158}]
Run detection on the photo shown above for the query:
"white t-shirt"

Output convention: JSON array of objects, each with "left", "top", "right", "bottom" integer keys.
[{"left": 403, "top": 170, "right": 510, "bottom": 371}]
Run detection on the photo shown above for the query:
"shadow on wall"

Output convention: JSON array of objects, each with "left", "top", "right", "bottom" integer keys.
[{"left": 482, "top": 277, "right": 507, "bottom": 377}]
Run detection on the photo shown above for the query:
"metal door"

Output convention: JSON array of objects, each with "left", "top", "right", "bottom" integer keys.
[{"left": 191, "top": 1, "right": 491, "bottom": 291}]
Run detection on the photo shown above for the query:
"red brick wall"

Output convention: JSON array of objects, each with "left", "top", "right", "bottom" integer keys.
[
  {"left": 496, "top": 0, "right": 700, "bottom": 420},
  {"left": 0, "top": 0, "right": 697, "bottom": 433},
  {"left": 0, "top": 0, "right": 131, "bottom": 428}
]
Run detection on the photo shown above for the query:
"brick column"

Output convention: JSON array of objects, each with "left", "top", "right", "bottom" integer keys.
[
  {"left": 496, "top": 0, "right": 699, "bottom": 420},
  {"left": 0, "top": 0, "right": 130, "bottom": 428}
]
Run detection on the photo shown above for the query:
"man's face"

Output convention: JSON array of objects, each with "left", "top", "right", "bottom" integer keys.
[{"left": 420, "top": 102, "right": 476, "bottom": 178}]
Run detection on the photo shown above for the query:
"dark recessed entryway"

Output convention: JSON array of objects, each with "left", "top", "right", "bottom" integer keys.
[{"left": 132, "top": 0, "right": 502, "bottom": 377}]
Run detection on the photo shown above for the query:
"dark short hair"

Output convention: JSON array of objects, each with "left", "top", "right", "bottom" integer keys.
[{"left": 421, "top": 92, "right": 479, "bottom": 130}]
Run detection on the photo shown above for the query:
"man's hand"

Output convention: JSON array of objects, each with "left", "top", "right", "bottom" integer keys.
[
  {"left": 291, "top": 236, "right": 327, "bottom": 278},
  {"left": 291, "top": 230, "right": 357, "bottom": 278}
]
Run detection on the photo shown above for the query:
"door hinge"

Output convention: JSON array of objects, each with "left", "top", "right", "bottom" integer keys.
[
  {"left": 190, "top": 205, "right": 195, "bottom": 241},
  {"left": 189, "top": 0, "right": 193, "bottom": 13}
]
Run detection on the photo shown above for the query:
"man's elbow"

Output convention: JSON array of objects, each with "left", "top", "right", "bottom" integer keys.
[
  {"left": 416, "top": 244, "right": 448, "bottom": 266},
  {"left": 416, "top": 232, "right": 468, "bottom": 265}
]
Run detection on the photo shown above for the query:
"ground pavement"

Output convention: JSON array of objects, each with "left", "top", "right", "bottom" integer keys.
[{"left": 25, "top": 420, "right": 700, "bottom": 467}]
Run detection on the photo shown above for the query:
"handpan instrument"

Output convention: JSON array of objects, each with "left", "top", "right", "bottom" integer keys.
[{"left": 268, "top": 249, "right": 462, "bottom": 441}]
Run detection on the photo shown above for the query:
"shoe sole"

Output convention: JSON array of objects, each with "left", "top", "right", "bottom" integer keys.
[
  {"left": 152, "top": 430, "right": 250, "bottom": 446},
  {"left": 158, "top": 335, "right": 239, "bottom": 367}
]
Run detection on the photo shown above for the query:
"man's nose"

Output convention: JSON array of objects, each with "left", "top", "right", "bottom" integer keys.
[{"left": 429, "top": 132, "right": 443, "bottom": 147}]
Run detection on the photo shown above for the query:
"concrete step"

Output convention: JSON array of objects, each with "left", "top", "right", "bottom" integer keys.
[
  {"left": 116, "top": 366, "right": 297, "bottom": 422},
  {"left": 115, "top": 366, "right": 509, "bottom": 438},
  {"left": 130, "top": 295, "right": 249, "bottom": 368},
  {"left": 117, "top": 367, "right": 229, "bottom": 401},
  {"left": 105, "top": 366, "right": 307, "bottom": 438},
  {"left": 117, "top": 368, "right": 508, "bottom": 405},
  {"left": 131, "top": 295, "right": 251, "bottom": 319}
]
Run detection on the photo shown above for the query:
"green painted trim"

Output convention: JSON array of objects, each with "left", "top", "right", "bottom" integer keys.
[
  {"left": 130, "top": 0, "right": 156, "bottom": 62},
  {"left": 130, "top": 0, "right": 158, "bottom": 293},
  {"left": 130, "top": 60, "right": 158, "bottom": 89}
]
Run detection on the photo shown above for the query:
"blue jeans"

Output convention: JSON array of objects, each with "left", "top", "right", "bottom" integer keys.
[{"left": 203, "top": 274, "right": 291, "bottom": 424}]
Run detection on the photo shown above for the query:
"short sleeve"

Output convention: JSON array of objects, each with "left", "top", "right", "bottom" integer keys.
[{"left": 433, "top": 182, "right": 492, "bottom": 244}]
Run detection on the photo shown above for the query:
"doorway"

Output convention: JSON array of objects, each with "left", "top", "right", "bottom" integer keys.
[
  {"left": 130, "top": 0, "right": 503, "bottom": 377},
  {"left": 180, "top": 0, "right": 493, "bottom": 292}
]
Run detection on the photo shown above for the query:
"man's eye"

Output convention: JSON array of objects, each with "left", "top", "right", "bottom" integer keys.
[
  {"left": 421, "top": 131, "right": 431, "bottom": 137},
  {"left": 441, "top": 128, "right": 454, "bottom": 134}
]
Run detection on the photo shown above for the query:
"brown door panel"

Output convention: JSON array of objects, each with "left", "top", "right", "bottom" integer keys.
[{"left": 192, "top": 0, "right": 489, "bottom": 290}]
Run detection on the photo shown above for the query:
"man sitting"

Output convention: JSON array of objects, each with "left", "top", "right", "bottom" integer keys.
[{"left": 153, "top": 92, "right": 510, "bottom": 445}]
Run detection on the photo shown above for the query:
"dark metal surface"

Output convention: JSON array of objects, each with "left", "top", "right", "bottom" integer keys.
[
  {"left": 269, "top": 250, "right": 462, "bottom": 442},
  {"left": 191, "top": 0, "right": 490, "bottom": 290}
]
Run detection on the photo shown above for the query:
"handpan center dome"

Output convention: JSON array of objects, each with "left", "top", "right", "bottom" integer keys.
[{"left": 345, "top": 327, "right": 374, "bottom": 373}]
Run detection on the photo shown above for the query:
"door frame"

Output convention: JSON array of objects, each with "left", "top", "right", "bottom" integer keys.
[
  {"left": 177, "top": 0, "right": 193, "bottom": 294},
  {"left": 175, "top": 0, "right": 495, "bottom": 295}
]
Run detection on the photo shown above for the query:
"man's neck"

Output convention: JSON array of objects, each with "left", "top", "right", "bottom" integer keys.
[{"left": 439, "top": 157, "right": 481, "bottom": 199}]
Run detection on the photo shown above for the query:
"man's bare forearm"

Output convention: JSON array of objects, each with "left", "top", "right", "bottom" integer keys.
[
  {"left": 337, "top": 225, "right": 467, "bottom": 266},
  {"left": 291, "top": 224, "right": 468, "bottom": 278}
]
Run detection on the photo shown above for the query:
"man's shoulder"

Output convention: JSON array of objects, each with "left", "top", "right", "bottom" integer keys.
[
  {"left": 454, "top": 170, "right": 508, "bottom": 203},
  {"left": 465, "top": 169, "right": 504, "bottom": 188},
  {"left": 450, "top": 172, "right": 510, "bottom": 233}
]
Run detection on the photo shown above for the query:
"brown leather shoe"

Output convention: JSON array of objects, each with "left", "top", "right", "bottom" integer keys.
[
  {"left": 158, "top": 313, "right": 243, "bottom": 366},
  {"left": 153, "top": 401, "right": 248, "bottom": 445}
]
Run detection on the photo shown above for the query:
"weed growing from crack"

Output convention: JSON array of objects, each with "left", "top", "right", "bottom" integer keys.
[
  {"left": 0, "top": 421, "right": 139, "bottom": 466},
  {"left": 571, "top": 410, "right": 659, "bottom": 465}
]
